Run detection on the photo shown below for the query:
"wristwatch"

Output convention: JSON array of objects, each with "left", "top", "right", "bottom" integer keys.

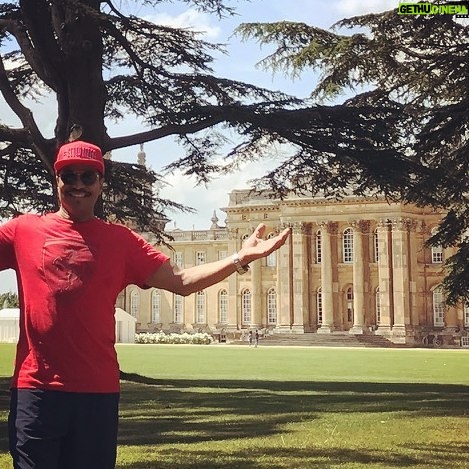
[{"left": 232, "top": 252, "right": 249, "bottom": 275}]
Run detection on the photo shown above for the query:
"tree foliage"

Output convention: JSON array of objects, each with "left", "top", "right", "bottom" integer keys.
[
  {"left": 235, "top": 10, "right": 468, "bottom": 304},
  {"left": 0, "top": 2, "right": 467, "bottom": 303},
  {"left": 0, "top": 290, "right": 18, "bottom": 307}
]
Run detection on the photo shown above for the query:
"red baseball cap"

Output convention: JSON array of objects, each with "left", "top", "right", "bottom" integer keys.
[{"left": 54, "top": 140, "right": 105, "bottom": 175}]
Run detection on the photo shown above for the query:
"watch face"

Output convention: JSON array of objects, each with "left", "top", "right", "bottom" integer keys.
[{"left": 233, "top": 253, "right": 248, "bottom": 274}]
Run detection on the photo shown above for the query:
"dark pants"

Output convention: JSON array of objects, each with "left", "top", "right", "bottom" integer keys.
[{"left": 8, "top": 389, "right": 120, "bottom": 469}]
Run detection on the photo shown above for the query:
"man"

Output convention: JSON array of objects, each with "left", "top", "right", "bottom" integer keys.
[{"left": 0, "top": 140, "right": 290, "bottom": 469}]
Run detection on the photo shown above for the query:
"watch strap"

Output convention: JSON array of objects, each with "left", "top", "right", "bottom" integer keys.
[{"left": 232, "top": 252, "right": 249, "bottom": 274}]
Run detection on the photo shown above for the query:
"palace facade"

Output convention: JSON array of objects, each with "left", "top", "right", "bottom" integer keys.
[{"left": 117, "top": 189, "right": 468, "bottom": 346}]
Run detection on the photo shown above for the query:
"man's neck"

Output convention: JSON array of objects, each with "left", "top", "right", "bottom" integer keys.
[{"left": 56, "top": 207, "right": 95, "bottom": 223}]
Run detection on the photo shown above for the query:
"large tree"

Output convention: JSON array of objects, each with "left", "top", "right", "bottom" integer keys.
[
  {"left": 0, "top": 1, "right": 467, "bottom": 303},
  {"left": 236, "top": 8, "right": 468, "bottom": 304},
  {"left": 0, "top": 1, "right": 418, "bottom": 223}
]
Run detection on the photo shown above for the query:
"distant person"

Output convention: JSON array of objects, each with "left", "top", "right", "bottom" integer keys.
[
  {"left": 0, "top": 140, "right": 291, "bottom": 469},
  {"left": 249, "top": 330, "right": 253, "bottom": 346},
  {"left": 255, "top": 329, "right": 259, "bottom": 347}
]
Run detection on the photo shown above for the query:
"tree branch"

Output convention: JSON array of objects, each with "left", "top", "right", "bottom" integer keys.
[{"left": 0, "top": 56, "right": 52, "bottom": 171}]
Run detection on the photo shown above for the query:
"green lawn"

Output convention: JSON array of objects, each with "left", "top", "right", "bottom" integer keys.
[{"left": 1, "top": 343, "right": 469, "bottom": 468}]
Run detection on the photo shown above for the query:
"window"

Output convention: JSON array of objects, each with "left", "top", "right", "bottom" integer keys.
[
  {"left": 266, "top": 233, "right": 277, "bottom": 267},
  {"left": 431, "top": 227, "right": 443, "bottom": 263},
  {"left": 242, "top": 289, "right": 251, "bottom": 324},
  {"left": 375, "top": 287, "right": 381, "bottom": 325},
  {"left": 316, "top": 230, "right": 322, "bottom": 264},
  {"left": 343, "top": 228, "right": 354, "bottom": 263},
  {"left": 218, "top": 251, "right": 228, "bottom": 261},
  {"left": 196, "top": 291, "right": 206, "bottom": 324},
  {"left": 195, "top": 251, "right": 206, "bottom": 265},
  {"left": 151, "top": 289, "right": 161, "bottom": 323},
  {"left": 218, "top": 290, "right": 228, "bottom": 323},
  {"left": 346, "top": 287, "right": 353, "bottom": 322},
  {"left": 267, "top": 288, "right": 277, "bottom": 324},
  {"left": 464, "top": 304, "right": 469, "bottom": 328},
  {"left": 174, "top": 294, "right": 183, "bottom": 323},
  {"left": 373, "top": 229, "right": 379, "bottom": 263},
  {"left": 317, "top": 288, "right": 323, "bottom": 325},
  {"left": 130, "top": 290, "right": 139, "bottom": 318},
  {"left": 173, "top": 251, "right": 183, "bottom": 268},
  {"left": 432, "top": 286, "right": 445, "bottom": 327}
]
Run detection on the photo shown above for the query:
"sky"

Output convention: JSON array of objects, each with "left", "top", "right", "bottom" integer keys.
[{"left": 0, "top": 0, "right": 398, "bottom": 293}]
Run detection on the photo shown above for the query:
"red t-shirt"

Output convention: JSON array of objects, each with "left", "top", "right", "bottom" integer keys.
[{"left": 0, "top": 213, "right": 169, "bottom": 393}]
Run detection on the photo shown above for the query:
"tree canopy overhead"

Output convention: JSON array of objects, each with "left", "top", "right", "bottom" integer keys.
[
  {"left": 0, "top": 1, "right": 467, "bottom": 302},
  {"left": 235, "top": 9, "right": 468, "bottom": 304}
]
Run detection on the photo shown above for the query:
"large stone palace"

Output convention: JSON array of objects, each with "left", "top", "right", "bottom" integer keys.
[{"left": 116, "top": 186, "right": 468, "bottom": 347}]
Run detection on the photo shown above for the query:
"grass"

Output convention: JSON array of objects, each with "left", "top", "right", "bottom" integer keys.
[{"left": 1, "top": 343, "right": 469, "bottom": 468}]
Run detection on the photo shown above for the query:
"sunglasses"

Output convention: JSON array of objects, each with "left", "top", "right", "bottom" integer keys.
[{"left": 59, "top": 170, "right": 101, "bottom": 186}]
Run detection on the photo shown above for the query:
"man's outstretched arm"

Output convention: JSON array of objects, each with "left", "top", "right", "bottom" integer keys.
[{"left": 146, "top": 223, "right": 290, "bottom": 296}]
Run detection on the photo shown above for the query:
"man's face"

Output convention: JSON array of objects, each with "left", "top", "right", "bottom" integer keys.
[{"left": 56, "top": 164, "right": 104, "bottom": 220}]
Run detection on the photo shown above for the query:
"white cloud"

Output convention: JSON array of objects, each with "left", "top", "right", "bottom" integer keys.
[
  {"left": 145, "top": 9, "right": 221, "bottom": 39},
  {"left": 160, "top": 158, "right": 274, "bottom": 230},
  {"left": 335, "top": 0, "right": 397, "bottom": 16}
]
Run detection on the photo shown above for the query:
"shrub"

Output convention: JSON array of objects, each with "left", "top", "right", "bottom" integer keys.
[{"left": 135, "top": 331, "right": 213, "bottom": 345}]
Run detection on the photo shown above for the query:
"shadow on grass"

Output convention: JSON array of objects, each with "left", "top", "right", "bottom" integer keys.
[
  {"left": 2, "top": 374, "right": 469, "bottom": 468},
  {"left": 116, "top": 372, "right": 469, "bottom": 468}
]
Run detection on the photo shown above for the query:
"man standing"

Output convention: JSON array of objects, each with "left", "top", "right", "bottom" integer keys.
[{"left": 1, "top": 140, "right": 290, "bottom": 469}]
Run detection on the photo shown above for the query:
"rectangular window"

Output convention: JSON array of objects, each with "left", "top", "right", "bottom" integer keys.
[
  {"left": 174, "top": 294, "right": 183, "bottom": 323},
  {"left": 151, "top": 290, "right": 161, "bottom": 323},
  {"left": 196, "top": 292, "right": 205, "bottom": 324},
  {"left": 195, "top": 251, "right": 206, "bottom": 265},
  {"left": 218, "top": 251, "right": 228, "bottom": 261},
  {"left": 433, "top": 289, "right": 445, "bottom": 326},
  {"left": 174, "top": 251, "right": 183, "bottom": 268},
  {"left": 432, "top": 247, "right": 443, "bottom": 264},
  {"left": 219, "top": 291, "right": 228, "bottom": 323}
]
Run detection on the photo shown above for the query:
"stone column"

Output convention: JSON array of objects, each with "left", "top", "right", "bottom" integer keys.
[
  {"left": 350, "top": 220, "right": 369, "bottom": 334},
  {"left": 251, "top": 253, "right": 262, "bottom": 327},
  {"left": 391, "top": 218, "right": 411, "bottom": 341},
  {"left": 444, "top": 246, "right": 459, "bottom": 331},
  {"left": 376, "top": 219, "right": 392, "bottom": 336},
  {"left": 318, "top": 221, "right": 336, "bottom": 333},
  {"left": 408, "top": 220, "right": 420, "bottom": 329},
  {"left": 276, "top": 223, "right": 293, "bottom": 332},
  {"left": 291, "top": 222, "right": 307, "bottom": 333},
  {"left": 227, "top": 228, "right": 241, "bottom": 331}
]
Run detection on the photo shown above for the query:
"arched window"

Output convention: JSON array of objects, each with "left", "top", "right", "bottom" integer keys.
[
  {"left": 316, "top": 230, "right": 322, "bottom": 264},
  {"left": 218, "top": 289, "right": 228, "bottom": 324},
  {"left": 130, "top": 290, "right": 139, "bottom": 318},
  {"left": 151, "top": 289, "right": 161, "bottom": 323},
  {"left": 266, "top": 233, "right": 277, "bottom": 267},
  {"left": 373, "top": 229, "right": 379, "bottom": 263},
  {"left": 174, "top": 294, "right": 183, "bottom": 323},
  {"left": 375, "top": 287, "right": 381, "bottom": 325},
  {"left": 346, "top": 287, "right": 353, "bottom": 322},
  {"left": 317, "top": 288, "right": 323, "bottom": 325},
  {"left": 343, "top": 228, "right": 354, "bottom": 263},
  {"left": 242, "top": 289, "right": 251, "bottom": 324},
  {"left": 267, "top": 288, "right": 277, "bottom": 324},
  {"left": 431, "top": 227, "right": 443, "bottom": 263},
  {"left": 432, "top": 286, "right": 445, "bottom": 327},
  {"left": 196, "top": 291, "right": 206, "bottom": 324}
]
